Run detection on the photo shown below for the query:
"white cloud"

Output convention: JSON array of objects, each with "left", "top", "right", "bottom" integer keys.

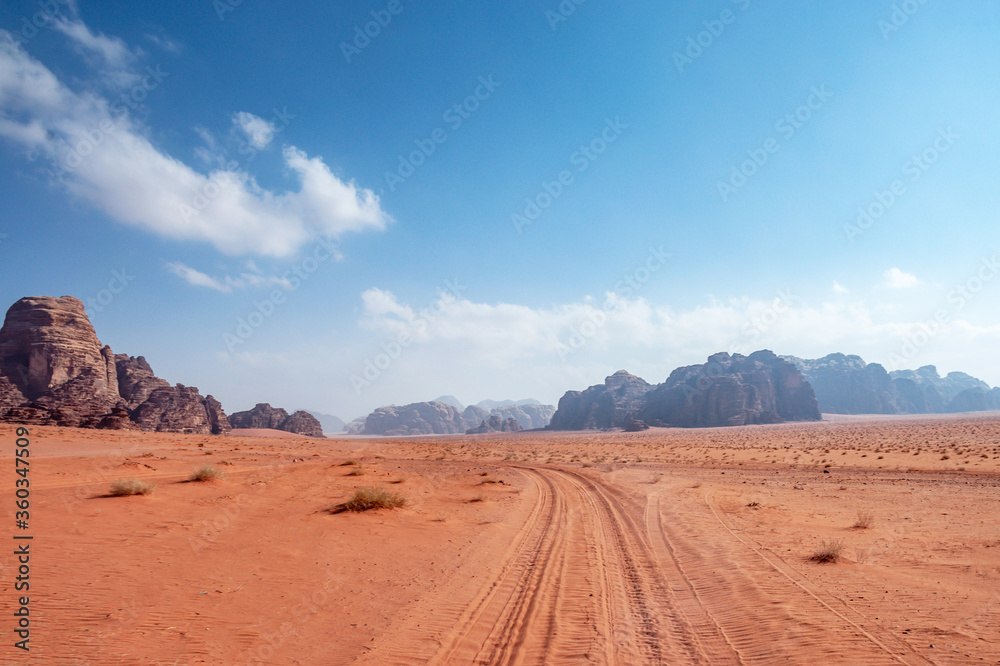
[
  {"left": 233, "top": 111, "right": 275, "bottom": 149},
  {"left": 0, "top": 29, "right": 389, "bottom": 257},
  {"left": 166, "top": 261, "right": 292, "bottom": 293},
  {"left": 832, "top": 281, "right": 849, "bottom": 294},
  {"left": 52, "top": 18, "right": 140, "bottom": 87},
  {"left": 882, "top": 268, "right": 921, "bottom": 289}
]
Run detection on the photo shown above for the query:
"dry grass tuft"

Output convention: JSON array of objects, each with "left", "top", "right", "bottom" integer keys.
[
  {"left": 331, "top": 487, "right": 406, "bottom": 513},
  {"left": 109, "top": 478, "right": 155, "bottom": 496},
  {"left": 189, "top": 465, "right": 222, "bottom": 482},
  {"left": 347, "top": 467, "right": 366, "bottom": 476},
  {"left": 340, "top": 459, "right": 360, "bottom": 466},
  {"left": 811, "top": 539, "right": 844, "bottom": 563},
  {"left": 852, "top": 508, "right": 876, "bottom": 529}
]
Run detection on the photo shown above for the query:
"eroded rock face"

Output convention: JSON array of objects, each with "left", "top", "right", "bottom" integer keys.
[
  {"left": 230, "top": 403, "right": 290, "bottom": 430},
  {"left": 362, "top": 401, "right": 467, "bottom": 436},
  {"left": 784, "top": 354, "right": 901, "bottom": 414},
  {"left": 466, "top": 414, "right": 524, "bottom": 434},
  {"left": 115, "top": 355, "right": 170, "bottom": 409},
  {"left": 491, "top": 403, "right": 555, "bottom": 430},
  {"left": 280, "top": 410, "right": 325, "bottom": 438},
  {"left": 642, "top": 351, "right": 820, "bottom": 427},
  {"left": 0, "top": 296, "right": 122, "bottom": 426},
  {"left": 548, "top": 370, "right": 653, "bottom": 430},
  {"left": 549, "top": 352, "right": 821, "bottom": 430},
  {"left": 0, "top": 296, "right": 232, "bottom": 434},
  {"left": 787, "top": 354, "right": 1000, "bottom": 415},
  {"left": 229, "top": 403, "right": 325, "bottom": 437},
  {"left": 130, "top": 385, "right": 232, "bottom": 435}
]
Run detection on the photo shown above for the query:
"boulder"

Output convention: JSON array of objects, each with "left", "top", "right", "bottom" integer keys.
[{"left": 280, "top": 410, "right": 325, "bottom": 438}]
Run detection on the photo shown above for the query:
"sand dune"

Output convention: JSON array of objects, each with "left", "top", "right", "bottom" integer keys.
[{"left": 3, "top": 415, "right": 999, "bottom": 663}]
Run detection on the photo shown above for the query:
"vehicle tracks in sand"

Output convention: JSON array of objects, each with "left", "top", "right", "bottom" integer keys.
[{"left": 362, "top": 464, "right": 936, "bottom": 664}]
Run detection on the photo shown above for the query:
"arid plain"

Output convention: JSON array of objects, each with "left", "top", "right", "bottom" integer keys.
[{"left": 4, "top": 414, "right": 1000, "bottom": 664}]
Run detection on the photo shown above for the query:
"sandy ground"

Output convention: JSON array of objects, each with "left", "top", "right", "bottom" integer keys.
[{"left": 2, "top": 414, "right": 1000, "bottom": 664}]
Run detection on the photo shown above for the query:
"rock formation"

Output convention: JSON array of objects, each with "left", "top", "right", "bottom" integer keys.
[
  {"left": 641, "top": 351, "right": 820, "bottom": 427},
  {"left": 361, "top": 401, "right": 468, "bottom": 436},
  {"left": 783, "top": 354, "right": 901, "bottom": 414},
  {"left": 548, "top": 351, "right": 821, "bottom": 430},
  {"left": 357, "top": 399, "right": 557, "bottom": 436},
  {"left": 786, "top": 354, "right": 1000, "bottom": 415},
  {"left": 229, "top": 403, "right": 325, "bottom": 437},
  {"left": 491, "top": 403, "right": 556, "bottom": 430},
  {"left": 0, "top": 296, "right": 231, "bottom": 434},
  {"left": 130, "top": 385, "right": 231, "bottom": 435},
  {"left": 466, "top": 414, "right": 524, "bottom": 434},
  {"left": 548, "top": 370, "right": 653, "bottom": 430}
]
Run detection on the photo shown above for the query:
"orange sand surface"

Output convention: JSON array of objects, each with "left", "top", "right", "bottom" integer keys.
[{"left": 2, "top": 414, "right": 1000, "bottom": 664}]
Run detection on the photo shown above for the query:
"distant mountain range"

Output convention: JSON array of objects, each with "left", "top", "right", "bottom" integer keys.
[
  {"left": 351, "top": 399, "right": 556, "bottom": 435},
  {"left": 549, "top": 350, "right": 820, "bottom": 430},
  {"left": 783, "top": 353, "right": 1000, "bottom": 415}
]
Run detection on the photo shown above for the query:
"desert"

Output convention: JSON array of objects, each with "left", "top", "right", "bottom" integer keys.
[{"left": 5, "top": 413, "right": 999, "bottom": 664}]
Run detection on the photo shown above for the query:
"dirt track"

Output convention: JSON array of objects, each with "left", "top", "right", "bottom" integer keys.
[{"left": 365, "top": 465, "right": 937, "bottom": 665}]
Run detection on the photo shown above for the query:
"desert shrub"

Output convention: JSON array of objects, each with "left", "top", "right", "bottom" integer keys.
[
  {"left": 110, "top": 478, "right": 155, "bottom": 496},
  {"left": 811, "top": 539, "right": 844, "bottom": 563},
  {"left": 340, "top": 459, "right": 359, "bottom": 466},
  {"left": 347, "top": 467, "right": 366, "bottom": 476},
  {"left": 852, "top": 509, "right": 875, "bottom": 529},
  {"left": 189, "top": 465, "right": 222, "bottom": 482},
  {"left": 339, "top": 487, "right": 406, "bottom": 512}
]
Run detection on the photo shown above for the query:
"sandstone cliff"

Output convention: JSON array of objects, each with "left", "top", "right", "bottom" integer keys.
[
  {"left": 0, "top": 296, "right": 231, "bottom": 434},
  {"left": 548, "top": 351, "right": 820, "bottom": 430},
  {"left": 548, "top": 370, "right": 653, "bottom": 430}
]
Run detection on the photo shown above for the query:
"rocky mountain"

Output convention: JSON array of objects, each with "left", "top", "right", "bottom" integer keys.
[
  {"left": 0, "top": 296, "right": 230, "bottom": 434},
  {"left": 476, "top": 398, "right": 542, "bottom": 411},
  {"left": 491, "top": 403, "right": 556, "bottom": 430},
  {"left": 785, "top": 354, "right": 1000, "bottom": 414},
  {"left": 344, "top": 416, "right": 367, "bottom": 435},
  {"left": 466, "top": 414, "right": 524, "bottom": 434},
  {"left": 641, "top": 351, "right": 820, "bottom": 427},
  {"left": 359, "top": 399, "right": 557, "bottom": 435},
  {"left": 432, "top": 395, "right": 465, "bottom": 411},
  {"left": 361, "top": 401, "right": 468, "bottom": 436},
  {"left": 782, "top": 354, "right": 901, "bottom": 414},
  {"left": 229, "top": 403, "right": 325, "bottom": 437},
  {"left": 304, "top": 410, "right": 346, "bottom": 433},
  {"left": 548, "top": 370, "right": 653, "bottom": 430},
  {"left": 549, "top": 351, "right": 821, "bottom": 430}
]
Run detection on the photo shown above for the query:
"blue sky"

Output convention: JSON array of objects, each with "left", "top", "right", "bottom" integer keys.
[{"left": 1, "top": 0, "right": 998, "bottom": 421}]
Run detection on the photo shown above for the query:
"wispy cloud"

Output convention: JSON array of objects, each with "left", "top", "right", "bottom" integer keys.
[
  {"left": 233, "top": 111, "right": 275, "bottom": 149},
  {"left": 882, "top": 267, "right": 921, "bottom": 289},
  {"left": 0, "top": 27, "right": 389, "bottom": 257},
  {"left": 166, "top": 261, "right": 292, "bottom": 293}
]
